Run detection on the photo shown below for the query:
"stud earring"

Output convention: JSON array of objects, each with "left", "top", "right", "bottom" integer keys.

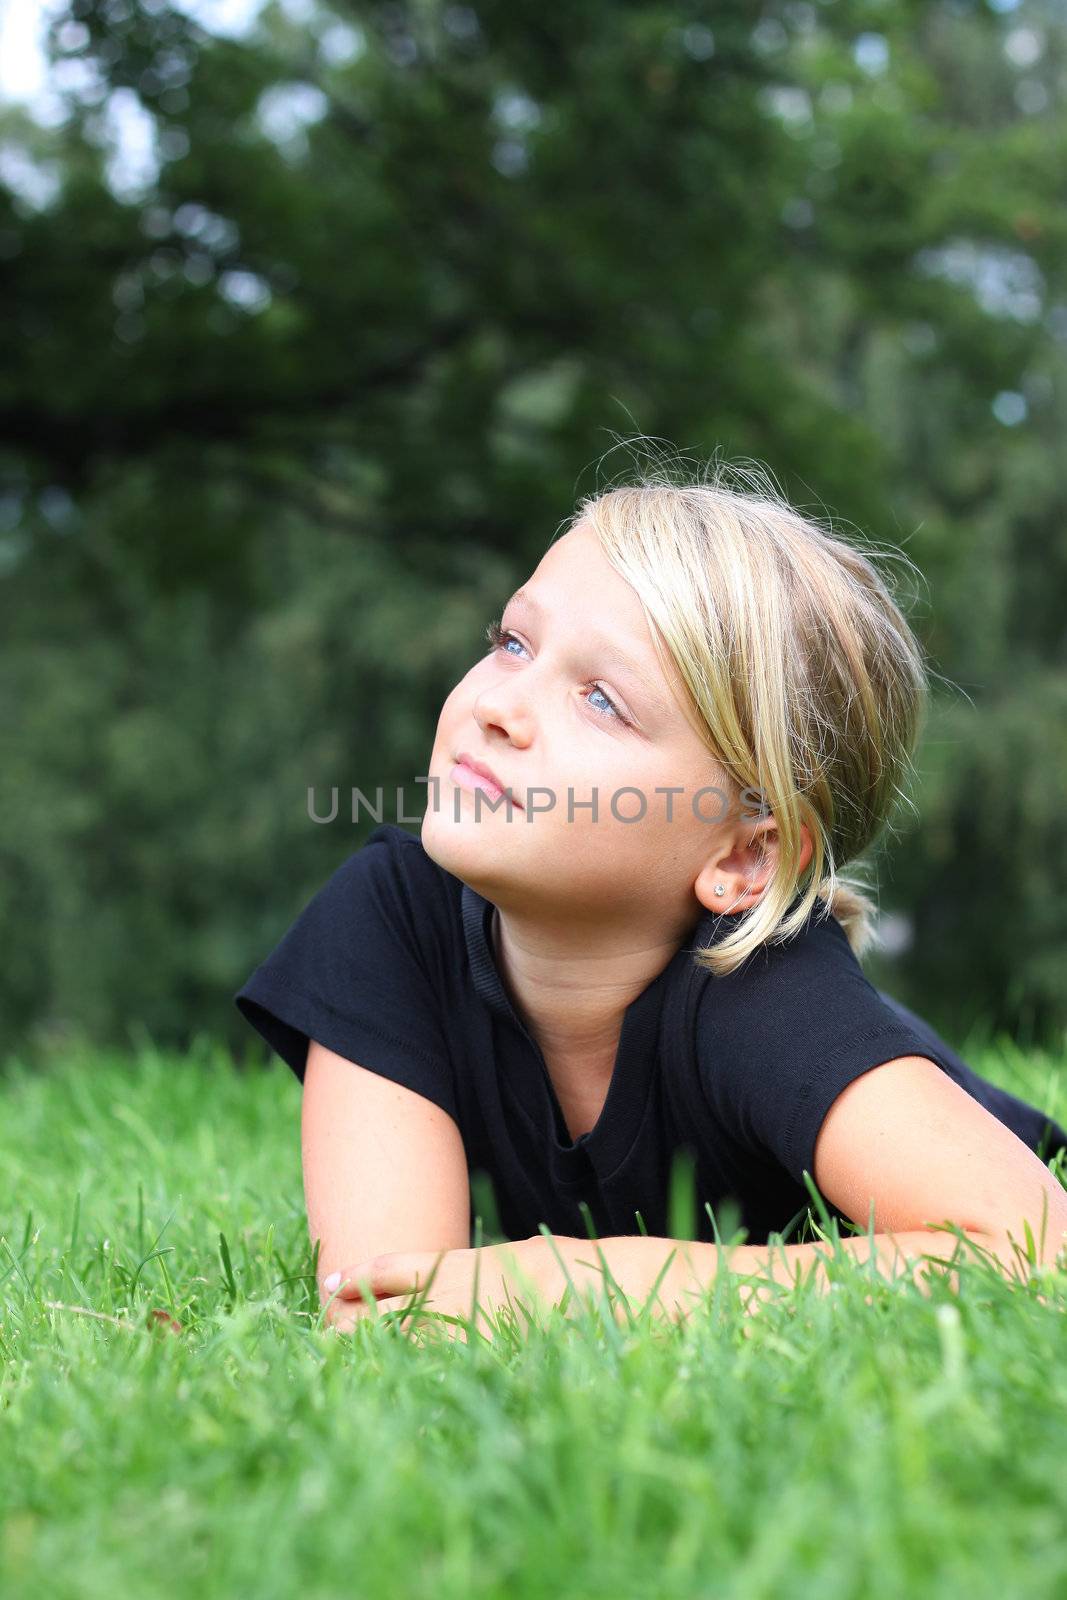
[{"left": 714, "top": 884, "right": 726, "bottom": 896}]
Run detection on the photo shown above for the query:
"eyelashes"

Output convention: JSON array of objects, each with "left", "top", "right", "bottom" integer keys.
[{"left": 483, "top": 618, "right": 627, "bottom": 724}]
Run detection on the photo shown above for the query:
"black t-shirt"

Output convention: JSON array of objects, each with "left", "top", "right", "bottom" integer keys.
[{"left": 233, "top": 823, "right": 1067, "bottom": 1247}]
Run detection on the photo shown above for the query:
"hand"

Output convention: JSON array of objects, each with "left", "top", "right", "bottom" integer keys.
[
  {"left": 320, "top": 1233, "right": 703, "bottom": 1342},
  {"left": 320, "top": 1237, "right": 556, "bottom": 1344}
]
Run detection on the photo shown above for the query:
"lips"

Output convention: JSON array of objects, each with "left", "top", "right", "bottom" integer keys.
[{"left": 453, "top": 751, "right": 522, "bottom": 809}]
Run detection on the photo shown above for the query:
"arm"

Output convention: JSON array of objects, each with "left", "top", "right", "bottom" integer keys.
[
  {"left": 558, "top": 1055, "right": 1067, "bottom": 1322},
  {"left": 301, "top": 1039, "right": 471, "bottom": 1328}
]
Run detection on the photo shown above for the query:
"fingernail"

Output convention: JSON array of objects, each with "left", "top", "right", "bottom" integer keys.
[{"left": 324, "top": 1271, "right": 341, "bottom": 1292}]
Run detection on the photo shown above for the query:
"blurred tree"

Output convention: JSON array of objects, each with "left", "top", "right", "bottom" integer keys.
[{"left": 1, "top": 0, "right": 1065, "bottom": 1058}]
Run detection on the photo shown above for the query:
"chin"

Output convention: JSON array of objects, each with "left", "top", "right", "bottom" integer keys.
[{"left": 421, "top": 805, "right": 523, "bottom": 894}]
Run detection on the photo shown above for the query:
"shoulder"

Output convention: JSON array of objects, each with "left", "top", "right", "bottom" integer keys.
[
  {"left": 234, "top": 824, "right": 462, "bottom": 1095},
  {"left": 694, "top": 899, "right": 930, "bottom": 1180},
  {"left": 339, "top": 821, "right": 435, "bottom": 879},
  {"left": 326, "top": 823, "right": 457, "bottom": 913},
  {"left": 321, "top": 823, "right": 461, "bottom": 966},
  {"left": 696, "top": 897, "right": 872, "bottom": 1032},
  {"left": 246, "top": 824, "right": 462, "bottom": 999}
]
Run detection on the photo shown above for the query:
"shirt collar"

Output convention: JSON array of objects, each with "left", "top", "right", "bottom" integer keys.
[{"left": 459, "top": 881, "right": 748, "bottom": 1023}]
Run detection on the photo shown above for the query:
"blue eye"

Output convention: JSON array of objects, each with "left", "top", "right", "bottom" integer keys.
[
  {"left": 485, "top": 619, "right": 524, "bottom": 658},
  {"left": 586, "top": 686, "right": 618, "bottom": 717},
  {"left": 484, "top": 618, "right": 627, "bottom": 724}
]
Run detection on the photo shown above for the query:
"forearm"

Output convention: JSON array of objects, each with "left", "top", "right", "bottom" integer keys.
[{"left": 571, "top": 1227, "right": 1021, "bottom": 1325}]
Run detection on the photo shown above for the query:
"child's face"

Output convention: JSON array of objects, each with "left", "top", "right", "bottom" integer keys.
[{"left": 421, "top": 520, "right": 750, "bottom": 932}]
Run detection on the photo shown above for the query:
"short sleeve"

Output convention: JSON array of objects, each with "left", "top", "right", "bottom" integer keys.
[
  {"left": 696, "top": 908, "right": 960, "bottom": 1192},
  {"left": 232, "top": 825, "right": 458, "bottom": 1125}
]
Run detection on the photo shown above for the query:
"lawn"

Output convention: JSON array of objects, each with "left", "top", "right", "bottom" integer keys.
[{"left": 2, "top": 1034, "right": 1067, "bottom": 1600}]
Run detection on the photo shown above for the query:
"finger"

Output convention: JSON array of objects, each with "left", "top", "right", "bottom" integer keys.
[
  {"left": 371, "top": 1296, "right": 462, "bottom": 1348},
  {"left": 324, "top": 1295, "right": 379, "bottom": 1334},
  {"left": 336, "top": 1254, "right": 437, "bottom": 1300},
  {"left": 376, "top": 1294, "right": 418, "bottom": 1315},
  {"left": 327, "top": 1269, "right": 378, "bottom": 1302},
  {"left": 372, "top": 1293, "right": 438, "bottom": 1337},
  {"left": 386, "top": 1300, "right": 477, "bottom": 1350}
]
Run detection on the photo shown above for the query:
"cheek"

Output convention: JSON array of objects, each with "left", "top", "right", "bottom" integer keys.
[
  {"left": 444, "top": 661, "right": 494, "bottom": 710},
  {"left": 550, "top": 753, "right": 672, "bottom": 834},
  {"left": 598, "top": 759, "right": 708, "bottom": 835},
  {"left": 434, "top": 677, "right": 476, "bottom": 738}
]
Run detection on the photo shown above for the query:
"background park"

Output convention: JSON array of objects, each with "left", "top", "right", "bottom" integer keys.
[{"left": 2, "top": 1, "right": 1067, "bottom": 1595}]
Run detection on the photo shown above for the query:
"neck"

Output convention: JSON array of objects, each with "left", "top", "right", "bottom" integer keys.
[{"left": 489, "top": 902, "right": 700, "bottom": 1067}]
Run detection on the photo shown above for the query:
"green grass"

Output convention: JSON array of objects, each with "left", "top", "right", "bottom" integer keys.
[{"left": 3, "top": 1036, "right": 1067, "bottom": 1600}]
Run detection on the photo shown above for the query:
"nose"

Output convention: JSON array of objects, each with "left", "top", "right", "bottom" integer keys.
[{"left": 472, "top": 673, "right": 534, "bottom": 747}]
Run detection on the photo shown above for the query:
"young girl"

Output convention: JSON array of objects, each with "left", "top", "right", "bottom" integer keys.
[{"left": 235, "top": 463, "right": 1067, "bottom": 1333}]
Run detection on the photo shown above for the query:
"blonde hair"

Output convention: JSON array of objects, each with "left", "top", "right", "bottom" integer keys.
[{"left": 567, "top": 445, "right": 931, "bottom": 978}]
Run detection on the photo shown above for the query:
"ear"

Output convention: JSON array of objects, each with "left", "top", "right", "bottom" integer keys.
[{"left": 695, "top": 819, "right": 814, "bottom": 915}]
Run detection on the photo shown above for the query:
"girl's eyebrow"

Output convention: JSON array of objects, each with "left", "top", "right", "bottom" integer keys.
[{"left": 503, "top": 588, "right": 671, "bottom": 719}]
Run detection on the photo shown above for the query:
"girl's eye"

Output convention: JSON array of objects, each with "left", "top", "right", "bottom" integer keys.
[
  {"left": 484, "top": 618, "right": 524, "bottom": 658},
  {"left": 483, "top": 618, "right": 628, "bottom": 724}
]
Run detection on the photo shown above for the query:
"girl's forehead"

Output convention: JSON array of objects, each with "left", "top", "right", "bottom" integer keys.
[{"left": 528, "top": 527, "right": 646, "bottom": 616}]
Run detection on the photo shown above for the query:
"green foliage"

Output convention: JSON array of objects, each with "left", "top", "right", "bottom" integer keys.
[{"left": 2, "top": 0, "right": 1066, "bottom": 1052}]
